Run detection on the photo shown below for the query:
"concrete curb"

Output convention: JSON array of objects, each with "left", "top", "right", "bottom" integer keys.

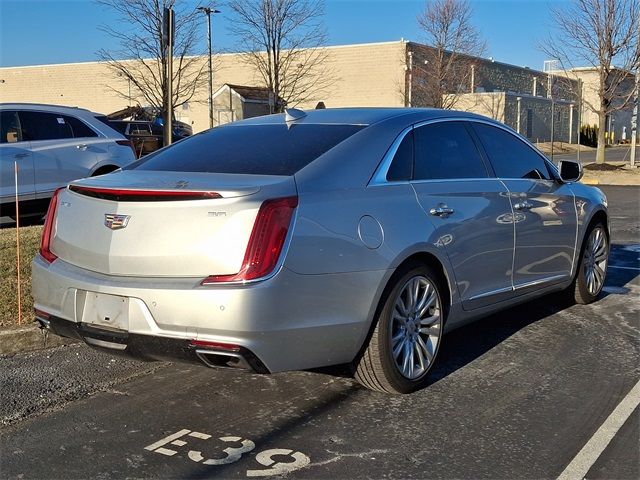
[
  {"left": 582, "top": 177, "right": 600, "bottom": 185},
  {"left": 0, "top": 324, "right": 79, "bottom": 356}
]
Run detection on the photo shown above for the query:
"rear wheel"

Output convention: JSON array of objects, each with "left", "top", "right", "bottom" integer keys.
[
  {"left": 355, "top": 264, "right": 444, "bottom": 394},
  {"left": 572, "top": 223, "right": 609, "bottom": 304}
]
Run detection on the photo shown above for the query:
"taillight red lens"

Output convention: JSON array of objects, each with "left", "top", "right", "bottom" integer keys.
[
  {"left": 202, "top": 196, "right": 298, "bottom": 284},
  {"left": 40, "top": 187, "right": 64, "bottom": 264},
  {"left": 69, "top": 184, "right": 221, "bottom": 202}
]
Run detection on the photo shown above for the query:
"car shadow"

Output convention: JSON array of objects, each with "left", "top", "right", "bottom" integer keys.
[
  {"left": 179, "top": 245, "right": 639, "bottom": 479},
  {"left": 314, "top": 243, "right": 639, "bottom": 386}
]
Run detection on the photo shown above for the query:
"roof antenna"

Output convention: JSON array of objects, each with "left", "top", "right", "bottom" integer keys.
[{"left": 285, "top": 108, "right": 306, "bottom": 123}]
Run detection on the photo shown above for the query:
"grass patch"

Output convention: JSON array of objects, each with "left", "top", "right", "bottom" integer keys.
[{"left": 0, "top": 226, "right": 42, "bottom": 327}]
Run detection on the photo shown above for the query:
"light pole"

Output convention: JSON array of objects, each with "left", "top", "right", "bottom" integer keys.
[{"left": 198, "top": 6, "right": 220, "bottom": 129}]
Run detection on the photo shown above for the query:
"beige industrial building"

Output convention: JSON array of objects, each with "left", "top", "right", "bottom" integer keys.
[{"left": 0, "top": 40, "right": 635, "bottom": 144}]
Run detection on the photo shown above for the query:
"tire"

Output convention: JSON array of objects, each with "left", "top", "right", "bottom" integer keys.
[
  {"left": 571, "top": 222, "right": 609, "bottom": 304},
  {"left": 355, "top": 264, "right": 445, "bottom": 394}
]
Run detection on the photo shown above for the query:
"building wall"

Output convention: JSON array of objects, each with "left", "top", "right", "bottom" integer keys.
[
  {"left": 453, "top": 92, "right": 574, "bottom": 143},
  {"left": 567, "top": 68, "right": 636, "bottom": 143},
  {"left": 451, "top": 92, "right": 506, "bottom": 122},
  {"left": 0, "top": 41, "right": 406, "bottom": 134},
  {"left": 406, "top": 42, "right": 579, "bottom": 103},
  {"left": 505, "top": 95, "right": 574, "bottom": 143}
]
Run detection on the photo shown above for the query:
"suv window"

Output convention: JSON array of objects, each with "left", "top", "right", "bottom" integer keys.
[
  {"left": 62, "top": 115, "right": 97, "bottom": 138},
  {"left": 473, "top": 123, "right": 551, "bottom": 180},
  {"left": 0, "top": 111, "right": 22, "bottom": 144},
  {"left": 413, "top": 121, "right": 488, "bottom": 180},
  {"left": 386, "top": 130, "right": 413, "bottom": 181},
  {"left": 19, "top": 111, "right": 73, "bottom": 141},
  {"left": 131, "top": 124, "right": 364, "bottom": 176}
]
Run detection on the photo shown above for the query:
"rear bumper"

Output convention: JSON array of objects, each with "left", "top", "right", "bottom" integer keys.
[
  {"left": 32, "top": 255, "right": 386, "bottom": 373},
  {"left": 38, "top": 314, "right": 269, "bottom": 373}
]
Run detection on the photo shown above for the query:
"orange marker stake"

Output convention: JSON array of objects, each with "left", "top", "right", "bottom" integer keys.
[{"left": 14, "top": 161, "right": 21, "bottom": 325}]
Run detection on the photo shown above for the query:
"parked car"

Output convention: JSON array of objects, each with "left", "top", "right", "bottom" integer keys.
[
  {"left": 98, "top": 120, "right": 163, "bottom": 158},
  {"left": 32, "top": 108, "right": 609, "bottom": 394},
  {"left": 0, "top": 103, "right": 136, "bottom": 220},
  {"left": 96, "top": 117, "right": 192, "bottom": 158}
]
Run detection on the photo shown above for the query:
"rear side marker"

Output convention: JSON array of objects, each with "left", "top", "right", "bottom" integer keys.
[{"left": 69, "top": 185, "right": 222, "bottom": 202}]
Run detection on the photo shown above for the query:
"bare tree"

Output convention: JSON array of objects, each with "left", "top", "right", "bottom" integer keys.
[
  {"left": 543, "top": 0, "right": 640, "bottom": 163},
  {"left": 226, "top": 0, "right": 330, "bottom": 112},
  {"left": 97, "top": 0, "right": 207, "bottom": 115},
  {"left": 413, "top": 0, "right": 486, "bottom": 109}
]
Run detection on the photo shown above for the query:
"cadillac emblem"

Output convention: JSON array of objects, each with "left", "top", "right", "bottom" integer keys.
[{"left": 104, "top": 213, "right": 131, "bottom": 230}]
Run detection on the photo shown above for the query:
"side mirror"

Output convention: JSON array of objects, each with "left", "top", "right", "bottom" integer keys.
[{"left": 558, "top": 160, "right": 583, "bottom": 183}]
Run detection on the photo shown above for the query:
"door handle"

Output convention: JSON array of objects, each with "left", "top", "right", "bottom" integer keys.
[
  {"left": 76, "top": 144, "right": 88, "bottom": 150},
  {"left": 13, "top": 153, "right": 29, "bottom": 158},
  {"left": 513, "top": 201, "right": 533, "bottom": 211},
  {"left": 429, "top": 206, "right": 455, "bottom": 217}
]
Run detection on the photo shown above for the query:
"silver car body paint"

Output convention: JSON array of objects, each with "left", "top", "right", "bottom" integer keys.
[{"left": 31, "top": 108, "right": 608, "bottom": 373}]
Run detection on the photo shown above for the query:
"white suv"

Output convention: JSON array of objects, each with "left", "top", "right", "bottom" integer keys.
[{"left": 0, "top": 103, "right": 136, "bottom": 221}]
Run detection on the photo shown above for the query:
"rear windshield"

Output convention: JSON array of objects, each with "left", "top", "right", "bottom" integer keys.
[{"left": 128, "top": 123, "right": 364, "bottom": 176}]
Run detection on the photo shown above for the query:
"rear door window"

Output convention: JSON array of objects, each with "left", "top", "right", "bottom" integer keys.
[
  {"left": 472, "top": 123, "right": 552, "bottom": 180},
  {"left": 62, "top": 115, "right": 97, "bottom": 138},
  {"left": 19, "top": 111, "right": 73, "bottom": 141},
  {"left": 131, "top": 123, "right": 364, "bottom": 176},
  {"left": 413, "top": 121, "right": 488, "bottom": 180}
]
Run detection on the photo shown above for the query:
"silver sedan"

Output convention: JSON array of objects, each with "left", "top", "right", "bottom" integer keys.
[{"left": 32, "top": 108, "right": 609, "bottom": 394}]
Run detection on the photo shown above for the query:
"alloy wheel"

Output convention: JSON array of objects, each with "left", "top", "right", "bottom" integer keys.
[
  {"left": 583, "top": 226, "right": 608, "bottom": 296},
  {"left": 389, "top": 275, "right": 442, "bottom": 380}
]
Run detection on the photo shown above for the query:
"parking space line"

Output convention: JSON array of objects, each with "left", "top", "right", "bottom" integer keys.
[{"left": 557, "top": 379, "right": 640, "bottom": 480}]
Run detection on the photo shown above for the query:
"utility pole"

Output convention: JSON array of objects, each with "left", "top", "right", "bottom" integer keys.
[
  {"left": 577, "top": 79, "right": 582, "bottom": 164},
  {"left": 630, "top": 20, "right": 639, "bottom": 167},
  {"left": 198, "top": 6, "right": 220, "bottom": 129},
  {"left": 163, "top": 7, "right": 175, "bottom": 147}
]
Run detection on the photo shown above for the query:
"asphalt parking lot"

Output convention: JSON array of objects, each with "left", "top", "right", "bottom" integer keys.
[{"left": 1, "top": 185, "right": 638, "bottom": 479}]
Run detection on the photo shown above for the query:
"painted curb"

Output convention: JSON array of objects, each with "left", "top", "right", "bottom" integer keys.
[{"left": 0, "top": 324, "right": 79, "bottom": 356}]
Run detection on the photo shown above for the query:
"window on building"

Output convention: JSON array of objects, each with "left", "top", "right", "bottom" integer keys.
[
  {"left": 413, "top": 121, "right": 488, "bottom": 180},
  {"left": 473, "top": 123, "right": 551, "bottom": 180}
]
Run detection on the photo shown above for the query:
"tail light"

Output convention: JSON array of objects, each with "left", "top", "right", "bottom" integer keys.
[
  {"left": 116, "top": 139, "right": 136, "bottom": 157},
  {"left": 69, "top": 185, "right": 221, "bottom": 202},
  {"left": 202, "top": 196, "right": 298, "bottom": 284},
  {"left": 40, "top": 187, "right": 64, "bottom": 264}
]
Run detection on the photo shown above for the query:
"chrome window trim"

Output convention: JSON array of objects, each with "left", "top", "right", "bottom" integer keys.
[{"left": 369, "top": 116, "right": 555, "bottom": 186}]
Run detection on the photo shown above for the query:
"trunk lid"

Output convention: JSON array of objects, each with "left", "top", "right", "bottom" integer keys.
[{"left": 51, "top": 170, "right": 297, "bottom": 277}]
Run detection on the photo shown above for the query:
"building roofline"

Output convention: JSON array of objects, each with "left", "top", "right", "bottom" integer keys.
[
  {"left": 405, "top": 41, "right": 550, "bottom": 77},
  {"left": 0, "top": 40, "right": 406, "bottom": 70}
]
